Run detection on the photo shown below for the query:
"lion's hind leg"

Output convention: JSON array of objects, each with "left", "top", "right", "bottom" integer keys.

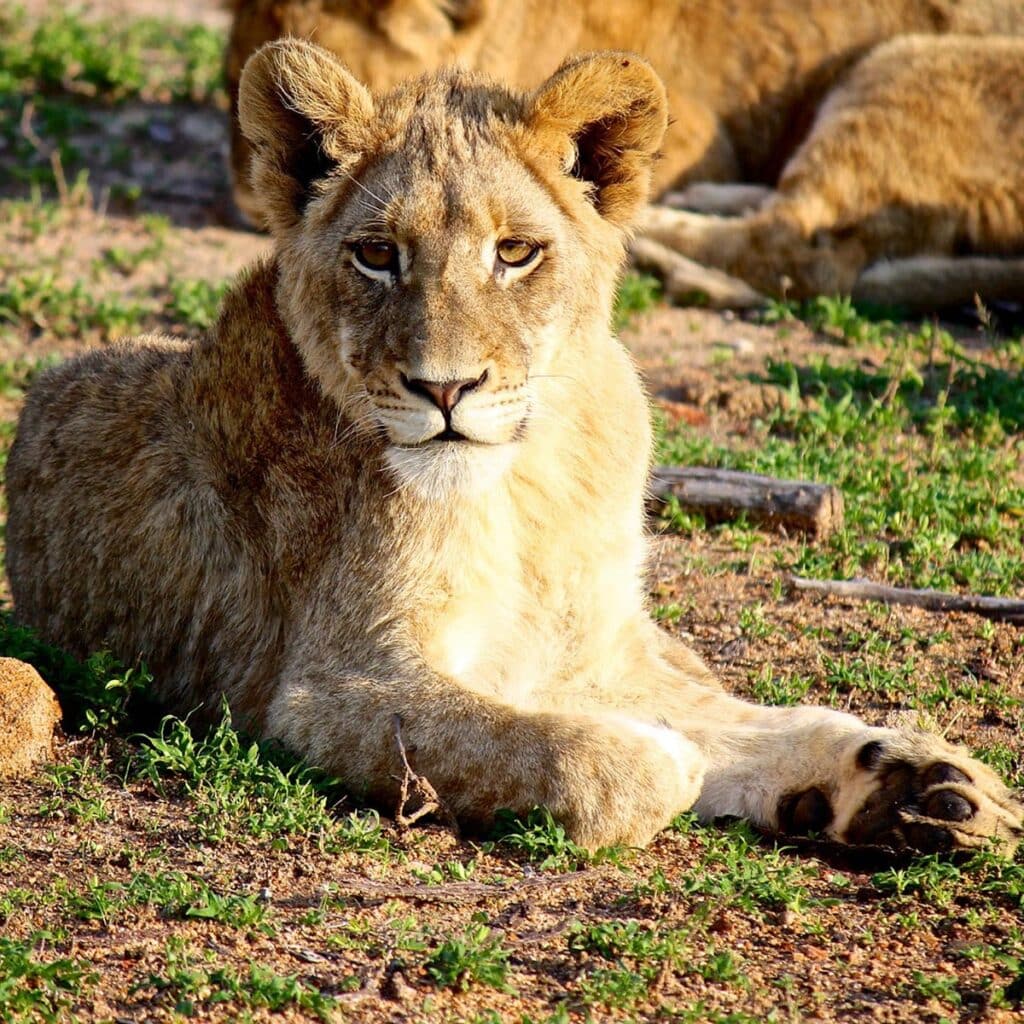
[
  {"left": 630, "top": 235, "right": 765, "bottom": 309},
  {"left": 854, "top": 256, "right": 1024, "bottom": 313},
  {"left": 662, "top": 183, "right": 773, "bottom": 216},
  {"left": 636, "top": 204, "right": 866, "bottom": 301}
]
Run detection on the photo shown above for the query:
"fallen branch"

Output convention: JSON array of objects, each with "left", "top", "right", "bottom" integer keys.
[
  {"left": 788, "top": 575, "right": 1024, "bottom": 625},
  {"left": 650, "top": 466, "right": 845, "bottom": 538},
  {"left": 391, "top": 714, "right": 458, "bottom": 833},
  {"left": 329, "top": 871, "right": 589, "bottom": 906}
]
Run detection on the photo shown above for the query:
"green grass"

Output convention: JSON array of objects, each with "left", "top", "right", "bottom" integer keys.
[
  {"left": 489, "top": 806, "right": 627, "bottom": 872},
  {"left": 425, "top": 923, "right": 513, "bottom": 992},
  {"left": 0, "top": 611, "right": 153, "bottom": 733},
  {"left": 658, "top": 323, "right": 1024, "bottom": 595},
  {"left": 139, "top": 939, "right": 340, "bottom": 1021},
  {"left": 58, "top": 870, "right": 273, "bottom": 932},
  {"left": 168, "top": 278, "right": 229, "bottom": 330},
  {"left": 0, "top": 7, "right": 224, "bottom": 104},
  {"left": 0, "top": 934, "right": 97, "bottom": 1023},
  {"left": 0, "top": 270, "right": 235, "bottom": 346},
  {"left": 0, "top": 271, "right": 150, "bottom": 341},
  {"left": 569, "top": 920, "right": 755, "bottom": 1011},
  {"left": 614, "top": 271, "right": 662, "bottom": 331},
  {"left": 0, "top": 8, "right": 224, "bottom": 198},
  {"left": 762, "top": 295, "right": 904, "bottom": 345},
  {"left": 0, "top": 355, "right": 54, "bottom": 400},
  {"left": 671, "top": 819, "right": 820, "bottom": 915},
  {"left": 134, "top": 705, "right": 390, "bottom": 853}
]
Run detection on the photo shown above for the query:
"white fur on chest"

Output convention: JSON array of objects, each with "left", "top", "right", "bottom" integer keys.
[{"left": 416, "top": 498, "right": 536, "bottom": 702}]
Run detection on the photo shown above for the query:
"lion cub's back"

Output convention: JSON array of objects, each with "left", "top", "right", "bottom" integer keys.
[{"left": 6, "top": 337, "right": 198, "bottom": 653}]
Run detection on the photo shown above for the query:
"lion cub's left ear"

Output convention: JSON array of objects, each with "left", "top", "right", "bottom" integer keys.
[
  {"left": 238, "top": 39, "right": 374, "bottom": 234},
  {"left": 528, "top": 52, "right": 668, "bottom": 228}
]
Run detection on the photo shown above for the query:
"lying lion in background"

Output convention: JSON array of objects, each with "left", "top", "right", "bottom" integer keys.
[
  {"left": 639, "top": 35, "right": 1024, "bottom": 310},
  {"left": 7, "top": 41, "right": 1021, "bottom": 854},
  {"left": 224, "top": 0, "right": 1024, "bottom": 309}
]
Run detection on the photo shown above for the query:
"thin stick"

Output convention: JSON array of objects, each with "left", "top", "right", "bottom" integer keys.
[
  {"left": 19, "top": 101, "right": 70, "bottom": 205},
  {"left": 328, "top": 871, "right": 589, "bottom": 906},
  {"left": 391, "top": 714, "right": 458, "bottom": 832},
  {"left": 788, "top": 575, "right": 1024, "bottom": 624}
]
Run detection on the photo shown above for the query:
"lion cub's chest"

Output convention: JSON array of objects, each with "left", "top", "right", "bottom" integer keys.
[{"left": 411, "top": 505, "right": 549, "bottom": 706}]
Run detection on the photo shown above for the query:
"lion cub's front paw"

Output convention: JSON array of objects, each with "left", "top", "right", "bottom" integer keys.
[
  {"left": 783, "top": 731, "right": 1023, "bottom": 855},
  {"left": 547, "top": 716, "right": 706, "bottom": 850}
]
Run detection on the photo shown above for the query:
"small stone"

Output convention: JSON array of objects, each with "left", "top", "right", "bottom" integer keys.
[
  {"left": 0, "top": 658, "right": 62, "bottom": 777},
  {"left": 385, "top": 969, "right": 416, "bottom": 1004}
]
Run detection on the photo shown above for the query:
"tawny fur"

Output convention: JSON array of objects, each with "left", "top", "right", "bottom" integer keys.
[
  {"left": 6, "top": 43, "right": 1021, "bottom": 853},
  {"left": 224, "top": 0, "right": 1024, "bottom": 307},
  {"left": 639, "top": 35, "right": 1024, "bottom": 305}
]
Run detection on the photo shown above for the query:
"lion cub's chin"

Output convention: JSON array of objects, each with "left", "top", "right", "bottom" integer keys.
[{"left": 385, "top": 441, "right": 517, "bottom": 501}]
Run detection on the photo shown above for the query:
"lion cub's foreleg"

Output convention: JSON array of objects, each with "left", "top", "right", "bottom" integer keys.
[{"left": 266, "top": 657, "right": 707, "bottom": 850}]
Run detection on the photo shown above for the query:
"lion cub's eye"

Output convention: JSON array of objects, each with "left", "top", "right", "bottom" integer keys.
[
  {"left": 352, "top": 240, "right": 400, "bottom": 277},
  {"left": 496, "top": 239, "right": 541, "bottom": 268}
]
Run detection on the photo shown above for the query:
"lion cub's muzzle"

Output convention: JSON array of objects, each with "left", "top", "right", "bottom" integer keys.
[
  {"left": 371, "top": 367, "right": 529, "bottom": 449},
  {"left": 400, "top": 370, "right": 488, "bottom": 442}
]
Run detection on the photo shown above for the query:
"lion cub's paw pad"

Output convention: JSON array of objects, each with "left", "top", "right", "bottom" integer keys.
[{"left": 840, "top": 738, "right": 1023, "bottom": 854}]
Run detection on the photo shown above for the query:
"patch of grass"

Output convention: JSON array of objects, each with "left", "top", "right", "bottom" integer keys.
[
  {"left": 762, "top": 295, "right": 903, "bottom": 345},
  {"left": 140, "top": 939, "right": 339, "bottom": 1021},
  {"left": 672, "top": 818, "right": 818, "bottom": 915},
  {"left": 134, "top": 704, "right": 390, "bottom": 853},
  {"left": 570, "top": 919, "right": 689, "bottom": 962},
  {"left": 490, "top": 806, "right": 626, "bottom": 872},
  {"left": 411, "top": 858, "right": 478, "bottom": 884},
  {"left": 569, "top": 921, "right": 751, "bottom": 1011},
  {"left": 909, "top": 970, "right": 962, "bottom": 1008},
  {"left": 0, "top": 355, "right": 55, "bottom": 399},
  {"left": 38, "top": 757, "right": 112, "bottom": 824},
  {"left": 658, "top": 336, "right": 1024, "bottom": 595},
  {"left": 168, "top": 278, "right": 229, "bottom": 331},
  {"left": 0, "top": 9, "right": 224, "bottom": 199},
  {"left": 62, "top": 871, "right": 272, "bottom": 932},
  {"left": 0, "top": 8, "right": 224, "bottom": 103},
  {"left": 748, "top": 666, "right": 813, "bottom": 706},
  {"left": 0, "top": 933, "right": 96, "bottom": 1023},
  {"left": 0, "top": 612, "right": 152, "bottom": 733},
  {"left": 737, "top": 603, "right": 775, "bottom": 639},
  {"left": 425, "top": 922, "right": 512, "bottom": 992},
  {"left": 0, "top": 271, "right": 149, "bottom": 341},
  {"left": 614, "top": 271, "right": 662, "bottom": 331},
  {"left": 569, "top": 919, "right": 684, "bottom": 1010},
  {"left": 871, "top": 857, "right": 962, "bottom": 905}
]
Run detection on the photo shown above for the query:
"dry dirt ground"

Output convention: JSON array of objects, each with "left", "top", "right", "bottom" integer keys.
[{"left": 1, "top": 4, "right": 1023, "bottom": 1023}]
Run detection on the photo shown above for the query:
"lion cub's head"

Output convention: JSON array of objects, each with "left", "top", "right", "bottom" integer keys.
[{"left": 238, "top": 40, "right": 666, "bottom": 497}]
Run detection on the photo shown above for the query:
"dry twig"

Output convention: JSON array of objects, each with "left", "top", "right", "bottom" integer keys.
[
  {"left": 329, "top": 871, "right": 589, "bottom": 906},
  {"left": 788, "top": 575, "right": 1024, "bottom": 624},
  {"left": 391, "top": 713, "right": 458, "bottom": 832}
]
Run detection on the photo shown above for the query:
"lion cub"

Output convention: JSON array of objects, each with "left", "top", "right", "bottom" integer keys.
[{"left": 6, "top": 42, "right": 1021, "bottom": 853}]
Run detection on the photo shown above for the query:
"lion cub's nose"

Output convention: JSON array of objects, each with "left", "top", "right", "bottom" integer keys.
[{"left": 402, "top": 370, "right": 488, "bottom": 414}]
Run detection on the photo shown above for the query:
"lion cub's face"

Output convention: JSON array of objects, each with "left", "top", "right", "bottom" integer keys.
[
  {"left": 238, "top": 41, "right": 667, "bottom": 497},
  {"left": 325, "top": 133, "right": 582, "bottom": 496}
]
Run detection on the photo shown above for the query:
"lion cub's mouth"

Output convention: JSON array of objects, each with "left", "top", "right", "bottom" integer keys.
[{"left": 432, "top": 427, "right": 469, "bottom": 443}]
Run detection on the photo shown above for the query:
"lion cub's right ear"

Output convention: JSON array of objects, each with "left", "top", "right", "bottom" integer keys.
[{"left": 238, "top": 39, "right": 374, "bottom": 234}]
